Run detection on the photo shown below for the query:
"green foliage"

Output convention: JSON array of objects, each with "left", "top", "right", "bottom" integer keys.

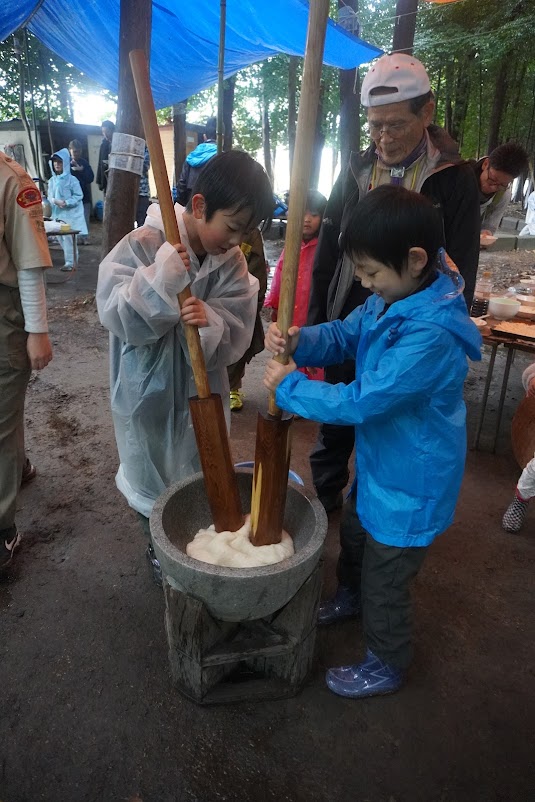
[
  {"left": 0, "top": 30, "right": 105, "bottom": 122},
  {"left": 415, "top": 0, "right": 535, "bottom": 156}
]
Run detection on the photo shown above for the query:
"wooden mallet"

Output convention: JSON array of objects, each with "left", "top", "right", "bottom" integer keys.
[{"left": 250, "top": 0, "right": 330, "bottom": 546}]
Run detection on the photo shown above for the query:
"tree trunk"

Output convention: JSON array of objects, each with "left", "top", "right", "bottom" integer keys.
[
  {"left": 262, "top": 79, "right": 273, "bottom": 186},
  {"left": 444, "top": 60, "right": 454, "bottom": 136},
  {"left": 288, "top": 56, "right": 298, "bottom": 174},
  {"left": 173, "top": 101, "right": 187, "bottom": 188},
  {"left": 58, "top": 75, "right": 72, "bottom": 121},
  {"left": 38, "top": 45, "right": 55, "bottom": 160},
  {"left": 222, "top": 76, "right": 235, "bottom": 151},
  {"left": 309, "top": 82, "right": 325, "bottom": 190},
  {"left": 13, "top": 34, "right": 39, "bottom": 178},
  {"left": 477, "top": 59, "right": 483, "bottom": 158},
  {"left": 451, "top": 52, "right": 474, "bottom": 147},
  {"left": 338, "top": 0, "right": 360, "bottom": 171},
  {"left": 262, "top": 100, "right": 273, "bottom": 185},
  {"left": 526, "top": 74, "right": 535, "bottom": 158},
  {"left": 487, "top": 55, "right": 510, "bottom": 153},
  {"left": 102, "top": 0, "right": 152, "bottom": 258},
  {"left": 434, "top": 65, "right": 442, "bottom": 124},
  {"left": 339, "top": 68, "right": 360, "bottom": 170},
  {"left": 507, "top": 59, "right": 527, "bottom": 142},
  {"left": 392, "top": 0, "right": 418, "bottom": 55}
]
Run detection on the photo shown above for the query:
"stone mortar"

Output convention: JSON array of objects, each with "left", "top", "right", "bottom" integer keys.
[{"left": 150, "top": 469, "right": 327, "bottom": 622}]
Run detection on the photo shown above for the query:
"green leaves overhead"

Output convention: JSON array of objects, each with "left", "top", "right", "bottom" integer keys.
[{"left": 0, "top": 30, "right": 110, "bottom": 122}]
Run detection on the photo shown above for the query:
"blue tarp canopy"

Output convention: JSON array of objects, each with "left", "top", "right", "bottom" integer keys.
[{"left": 0, "top": 0, "right": 382, "bottom": 109}]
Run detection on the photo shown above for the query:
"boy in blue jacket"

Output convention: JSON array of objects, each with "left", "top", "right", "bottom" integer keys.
[{"left": 264, "top": 185, "right": 482, "bottom": 699}]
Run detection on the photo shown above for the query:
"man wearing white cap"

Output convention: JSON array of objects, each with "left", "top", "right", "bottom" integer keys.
[{"left": 307, "top": 53, "right": 480, "bottom": 622}]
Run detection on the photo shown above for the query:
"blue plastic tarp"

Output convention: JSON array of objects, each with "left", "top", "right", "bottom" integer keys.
[{"left": 0, "top": 0, "right": 382, "bottom": 108}]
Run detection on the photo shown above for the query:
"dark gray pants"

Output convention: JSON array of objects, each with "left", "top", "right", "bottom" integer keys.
[
  {"left": 337, "top": 494, "right": 429, "bottom": 670},
  {"left": 309, "top": 361, "right": 355, "bottom": 499}
]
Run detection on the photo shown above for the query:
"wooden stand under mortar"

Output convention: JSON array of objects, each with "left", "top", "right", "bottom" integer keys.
[{"left": 164, "top": 564, "right": 322, "bottom": 704}]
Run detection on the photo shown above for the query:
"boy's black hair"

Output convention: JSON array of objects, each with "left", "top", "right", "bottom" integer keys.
[
  {"left": 306, "top": 189, "right": 327, "bottom": 217},
  {"left": 185, "top": 150, "right": 274, "bottom": 230},
  {"left": 340, "top": 184, "right": 443, "bottom": 275},
  {"left": 488, "top": 142, "right": 529, "bottom": 178},
  {"left": 204, "top": 117, "right": 218, "bottom": 140}
]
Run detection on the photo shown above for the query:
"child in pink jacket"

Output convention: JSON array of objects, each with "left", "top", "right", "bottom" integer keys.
[
  {"left": 502, "top": 361, "right": 535, "bottom": 532},
  {"left": 264, "top": 189, "right": 327, "bottom": 379}
]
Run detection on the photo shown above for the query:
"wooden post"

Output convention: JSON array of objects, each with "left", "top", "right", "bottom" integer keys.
[
  {"left": 251, "top": 0, "right": 330, "bottom": 546},
  {"left": 101, "top": 0, "right": 151, "bottom": 259}
]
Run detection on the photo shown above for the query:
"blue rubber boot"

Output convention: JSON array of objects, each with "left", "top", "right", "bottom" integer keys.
[
  {"left": 317, "top": 585, "right": 360, "bottom": 626},
  {"left": 326, "top": 649, "right": 404, "bottom": 699}
]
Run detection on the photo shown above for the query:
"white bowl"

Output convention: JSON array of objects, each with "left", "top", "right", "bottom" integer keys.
[{"left": 488, "top": 297, "right": 521, "bottom": 320}]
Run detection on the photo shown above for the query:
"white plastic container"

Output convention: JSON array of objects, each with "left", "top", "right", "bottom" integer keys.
[{"left": 488, "top": 297, "right": 521, "bottom": 320}]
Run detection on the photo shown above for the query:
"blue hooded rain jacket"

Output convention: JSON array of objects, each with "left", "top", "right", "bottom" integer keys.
[
  {"left": 47, "top": 148, "right": 88, "bottom": 235},
  {"left": 275, "top": 263, "right": 482, "bottom": 548}
]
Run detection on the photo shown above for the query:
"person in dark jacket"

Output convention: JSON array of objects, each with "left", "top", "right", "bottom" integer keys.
[
  {"left": 176, "top": 117, "right": 218, "bottom": 206},
  {"left": 68, "top": 139, "right": 94, "bottom": 245},
  {"left": 96, "top": 120, "right": 115, "bottom": 196},
  {"left": 306, "top": 52, "right": 480, "bottom": 527},
  {"left": 473, "top": 141, "right": 529, "bottom": 239}
]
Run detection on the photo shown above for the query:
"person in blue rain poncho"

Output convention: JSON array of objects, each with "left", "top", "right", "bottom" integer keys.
[
  {"left": 96, "top": 150, "right": 273, "bottom": 581},
  {"left": 47, "top": 148, "right": 88, "bottom": 271},
  {"left": 264, "top": 185, "right": 482, "bottom": 700},
  {"left": 176, "top": 117, "right": 218, "bottom": 207}
]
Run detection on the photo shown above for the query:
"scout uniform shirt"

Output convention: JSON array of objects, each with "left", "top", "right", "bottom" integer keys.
[{"left": 0, "top": 153, "right": 52, "bottom": 287}]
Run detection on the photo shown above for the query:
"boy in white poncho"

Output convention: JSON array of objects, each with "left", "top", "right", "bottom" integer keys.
[{"left": 96, "top": 151, "right": 274, "bottom": 562}]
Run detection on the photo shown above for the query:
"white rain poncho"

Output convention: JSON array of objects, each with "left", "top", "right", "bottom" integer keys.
[
  {"left": 96, "top": 202, "right": 259, "bottom": 517},
  {"left": 519, "top": 191, "right": 535, "bottom": 236}
]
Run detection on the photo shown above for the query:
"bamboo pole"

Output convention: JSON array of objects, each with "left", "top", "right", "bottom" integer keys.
[{"left": 250, "top": 0, "right": 330, "bottom": 546}]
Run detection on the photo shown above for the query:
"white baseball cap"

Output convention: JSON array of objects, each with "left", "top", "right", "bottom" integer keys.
[{"left": 361, "top": 53, "right": 431, "bottom": 108}]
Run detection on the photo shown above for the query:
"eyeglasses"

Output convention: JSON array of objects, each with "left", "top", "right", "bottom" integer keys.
[
  {"left": 486, "top": 165, "right": 512, "bottom": 191},
  {"left": 367, "top": 120, "right": 412, "bottom": 139}
]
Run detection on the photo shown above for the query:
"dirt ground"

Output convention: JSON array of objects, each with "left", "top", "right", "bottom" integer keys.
[{"left": 1, "top": 224, "right": 535, "bottom": 802}]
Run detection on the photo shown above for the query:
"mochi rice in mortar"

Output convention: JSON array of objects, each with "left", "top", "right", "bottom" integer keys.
[{"left": 186, "top": 515, "right": 294, "bottom": 568}]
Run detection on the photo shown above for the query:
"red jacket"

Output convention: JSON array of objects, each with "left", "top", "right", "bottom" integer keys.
[
  {"left": 265, "top": 236, "right": 323, "bottom": 380},
  {"left": 264, "top": 236, "right": 318, "bottom": 328}
]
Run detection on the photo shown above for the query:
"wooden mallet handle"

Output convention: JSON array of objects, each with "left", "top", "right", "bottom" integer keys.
[{"left": 129, "top": 49, "right": 210, "bottom": 399}]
